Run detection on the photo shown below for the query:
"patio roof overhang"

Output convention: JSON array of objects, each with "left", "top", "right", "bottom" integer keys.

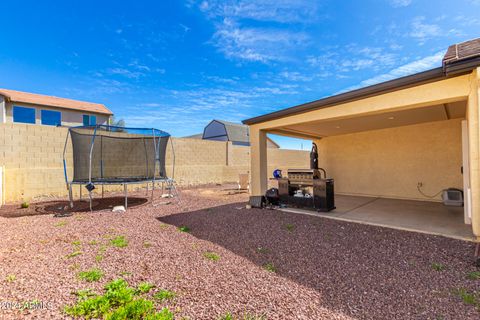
[{"left": 245, "top": 38, "right": 480, "bottom": 241}]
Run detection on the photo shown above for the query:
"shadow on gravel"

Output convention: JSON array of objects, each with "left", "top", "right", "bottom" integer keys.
[
  {"left": 0, "top": 197, "right": 149, "bottom": 218},
  {"left": 158, "top": 202, "right": 479, "bottom": 319}
]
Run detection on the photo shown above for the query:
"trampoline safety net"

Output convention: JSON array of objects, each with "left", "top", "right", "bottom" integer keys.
[{"left": 67, "top": 125, "right": 171, "bottom": 184}]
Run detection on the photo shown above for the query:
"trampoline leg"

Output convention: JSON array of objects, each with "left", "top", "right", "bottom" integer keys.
[
  {"left": 124, "top": 184, "right": 128, "bottom": 209},
  {"left": 102, "top": 185, "right": 104, "bottom": 198},
  {"left": 89, "top": 191, "right": 93, "bottom": 212},
  {"left": 146, "top": 183, "right": 148, "bottom": 196},
  {"left": 68, "top": 184, "right": 73, "bottom": 208},
  {"left": 79, "top": 185, "right": 82, "bottom": 201}
]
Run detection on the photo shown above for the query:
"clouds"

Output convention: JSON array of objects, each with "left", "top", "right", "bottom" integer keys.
[
  {"left": 193, "top": 0, "right": 318, "bottom": 63},
  {"left": 409, "top": 16, "right": 442, "bottom": 44},
  {"left": 389, "top": 0, "right": 412, "bottom": 7},
  {"left": 212, "top": 19, "right": 309, "bottom": 62},
  {"left": 338, "top": 51, "right": 444, "bottom": 93}
]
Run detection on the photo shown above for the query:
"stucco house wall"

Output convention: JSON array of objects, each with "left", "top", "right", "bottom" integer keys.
[
  {"left": 317, "top": 118, "right": 463, "bottom": 201},
  {"left": 3, "top": 101, "right": 109, "bottom": 126}
]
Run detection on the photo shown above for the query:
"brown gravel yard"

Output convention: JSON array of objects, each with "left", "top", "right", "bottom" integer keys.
[{"left": 0, "top": 185, "right": 479, "bottom": 319}]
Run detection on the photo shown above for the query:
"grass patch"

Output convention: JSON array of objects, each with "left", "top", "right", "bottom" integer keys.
[
  {"left": 95, "top": 254, "right": 103, "bottom": 263},
  {"left": 154, "top": 289, "right": 176, "bottom": 302},
  {"left": 263, "top": 262, "right": 277, "bottom": 273},
  {"left": 21, "top": 202, "right": 29, "bottom": 209},
  {"left": 143, "top": 241, "right": 152, "bottom": 248},
  {"left": 110, "top": 236, "right": 128, "bottom": 248},
  {"left": 283, "top": 223, "right": 295, "bottom": 232},
  {"left": 453, "top": 288, "right": 480, "bottom": 308},
  {"left": 88, "top": 240, "right": 98, "bottom": 246},
  {"left": 78, "top": 268, "right": 103, "bottom": 282},
  {"left": 65, "top": 251, "right": 83, "bottom": 259},
  {"left": 178, "top": 226, "right": 190, "bottom": 233},
  {"left": 203, "top": 251, "right": 220, "bottom": 261},
  {"left": 55, "top": 221, "right": 67, "bottom": 227},
  {"left": 136, "top": 282, "right": 155, "bottom": 294},
  {"left": 6, "top": 274, "right": 16, "bottom": 282},
  {"left": 218, "top": 313, "right": 233, "bottom": 320},
  {"left": 64, "top": 279, "right": 174, "bottom": 319},
  {"left": 467, "top": 271, "right": 480, "bottom": 280},
  {"left": 431, "top": 262, "right": 446, "bottom": 271},
  {"left": 71, "top": 240, "right": 82, "bottom": 247}
]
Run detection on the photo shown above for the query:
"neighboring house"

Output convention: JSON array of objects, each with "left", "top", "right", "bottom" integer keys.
[
  {"left": 0, "top": 89, "right": 112, "bottom": 126},
  {"left": 186, "top": 119, "right": 280, "bottom": 148}
]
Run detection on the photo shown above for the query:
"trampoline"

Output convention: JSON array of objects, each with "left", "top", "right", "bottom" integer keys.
[{"left": 63, "top": 125, "right": 176, "bottom": 210}]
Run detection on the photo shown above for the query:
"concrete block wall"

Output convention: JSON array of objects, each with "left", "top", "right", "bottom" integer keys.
[{"left": 0, "top": 123, "right": 309, "bottom": 202}]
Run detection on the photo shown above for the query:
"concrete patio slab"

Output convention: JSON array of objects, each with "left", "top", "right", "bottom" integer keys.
[{"left": 280, "top": 195, "right": 474, "bottom": 241}]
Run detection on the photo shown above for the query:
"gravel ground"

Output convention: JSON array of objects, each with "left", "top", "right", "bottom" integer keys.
[{"left": 0, "top": 185, "right": 479, "bottom": 319}]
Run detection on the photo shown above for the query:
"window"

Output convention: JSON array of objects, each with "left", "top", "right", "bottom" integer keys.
[
  {"left": 13, "top": 106, "right": 36, "bottom": 124},
  {"left": 83, "top": 115, "right": 96, "bottom": 126},
  {"left": 41, "top": 110, "right": 61, "bottom": 126}
]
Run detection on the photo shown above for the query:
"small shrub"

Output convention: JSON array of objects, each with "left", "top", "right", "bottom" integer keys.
[
  {"left": 137, "top": 282, "right": 155, "bottom": 294},
  {"left": 263, "top": 262, "right": 277, "bottom": 273},
  {"left": 65, "top": 251, "right": 83, "bottom": 259},
  {"left": 178, "top": 226, "right": 190, "bottom": 233},
  {"left": 203, "top": 251, "right": 220, "bottom": 261},
  {"left": 78, "top": 268, "right": 103, "bottom": 282},
  {"left": 467, "top": 271, "right": 480, "bottom": 280},
  {"left": 154, "top": 289, "right": 176, "bottom": 302},
  {"left": 21, "top": 202, "right": 29, "bottom": 209},
  {"left": 110, "top": 236, "right": 128, "bottom": 248},
  {"left": 64, "top": 279, "right": 174, "bottom": 319},
  {"left": 6, "top": 274, "right": 16, "bottom": 282},
  {"left": 284, "top": 223, "right": 295, "bottom": 232},
  {"left": 431, "top": 263, "right": 445, "bottom": 271}
]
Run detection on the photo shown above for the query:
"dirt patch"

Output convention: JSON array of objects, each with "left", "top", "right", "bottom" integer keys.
[{"left": 0, "top": 197, "right": 149, "bottom": 218}]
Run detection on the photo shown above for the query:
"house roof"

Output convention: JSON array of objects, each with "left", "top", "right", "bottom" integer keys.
[
  {"left": 212, "top": 119, "right": 250, "bottom": 144},
  {"left": 0, "top": 88, "right": 113, "bottom": 115},
  {"left": 243, "top": 37, "right": 480, "bottom": 125}
]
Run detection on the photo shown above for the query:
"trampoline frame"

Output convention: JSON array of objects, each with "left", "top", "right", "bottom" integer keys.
[{"left": 63, "top": 125, "right": 176, "bottom": 210}]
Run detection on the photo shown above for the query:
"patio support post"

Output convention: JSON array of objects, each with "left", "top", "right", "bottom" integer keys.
[
  {"left": 249, "top": 127, "right": 268, "bottom": 206},
  {"left": 468, "top": 67, "right": 480, "bottom": 241}
]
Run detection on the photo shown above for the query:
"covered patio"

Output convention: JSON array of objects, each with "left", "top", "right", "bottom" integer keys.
[
  {"left": 281, "top": 195, "right": 474, "bottom": 241},
  {"left": 243, "top": 38, "right": 480, "bottom": 244}
]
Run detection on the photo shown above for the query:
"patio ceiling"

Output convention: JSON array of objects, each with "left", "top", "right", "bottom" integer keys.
[{"left": 269, "top": 100, "right": 466, "bottom": 138}]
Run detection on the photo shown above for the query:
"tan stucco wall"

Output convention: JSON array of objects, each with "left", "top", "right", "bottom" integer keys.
[
  {"left": 4, "top": 102, "right": 110, "bottom": 126},
  {"left": 0, "top": 123, "right": 308, "bottom": 202},
  {"left": 316, "top": 119, "right": 463, "bottom": 201}
]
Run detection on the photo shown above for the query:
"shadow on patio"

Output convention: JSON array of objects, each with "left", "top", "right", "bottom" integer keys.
[{"left": 159, "top": 202, "right": 479, "bottom": 319}]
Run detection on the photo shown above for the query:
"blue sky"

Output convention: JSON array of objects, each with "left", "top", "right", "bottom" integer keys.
[{"left": 1, "top": 0, "right": 479, "bottom": 149}]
